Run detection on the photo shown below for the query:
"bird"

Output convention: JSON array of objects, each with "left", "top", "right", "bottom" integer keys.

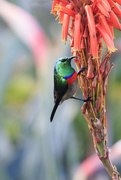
[{"left": 50, "top": 56, "right": 91, "bottom": 122}]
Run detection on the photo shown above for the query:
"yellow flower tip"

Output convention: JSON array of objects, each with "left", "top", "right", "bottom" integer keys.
[
  {"left": 55, "top": 14, "right": 60, "bottom": 20},
  {"left": 62, "top": 39, "right": 67, "bottom": 44},
  {"left": 108, "top": 47, "right": 117, "bottom": 53},
  {"left": 51, "top": 10, "right": 56, "bottom": 16},
  {"left": 54, "top": 4, "right": 61, "bottom": 11}
]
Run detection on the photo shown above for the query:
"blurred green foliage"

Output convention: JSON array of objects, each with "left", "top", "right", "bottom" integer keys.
[{"left": 5, "top": 74, "right": 36, "bottom": 106}]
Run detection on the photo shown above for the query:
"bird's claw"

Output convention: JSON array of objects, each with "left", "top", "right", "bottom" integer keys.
[{"left": 83, "top": 96, "right": 93, "bottom": 102}]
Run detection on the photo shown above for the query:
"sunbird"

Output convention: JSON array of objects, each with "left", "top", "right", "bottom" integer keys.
[{"left": 50, "top": 56, "right": 91, "bottom": 122}]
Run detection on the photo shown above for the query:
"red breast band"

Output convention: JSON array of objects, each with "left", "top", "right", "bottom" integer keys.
[{"left": 66, "top": 70, "right": 77, "bottom": 85}]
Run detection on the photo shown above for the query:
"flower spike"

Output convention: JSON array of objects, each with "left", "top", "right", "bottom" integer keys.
[{"left": 51, "top": 0, "right": 121, "bottom": 179}]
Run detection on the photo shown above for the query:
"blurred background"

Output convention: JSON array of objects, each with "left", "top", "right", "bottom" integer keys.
[{"left": 0, "top": 0, "right": 121, "bottom": 180}]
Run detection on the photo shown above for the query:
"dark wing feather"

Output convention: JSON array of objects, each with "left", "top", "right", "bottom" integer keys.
[
  {"left": 50, "top": 68, "right": 68, "bottom": 122},
  {"left": 54, "top": 67, "right": 68, "bottom": 103}
]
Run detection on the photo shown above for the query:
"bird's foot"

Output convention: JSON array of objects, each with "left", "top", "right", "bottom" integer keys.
[
  {"left": 71, "top": 96, "right": 93, "bottom": 102},
  {"left": 83, "top": 96, "right": 93, "bottom": 102}
]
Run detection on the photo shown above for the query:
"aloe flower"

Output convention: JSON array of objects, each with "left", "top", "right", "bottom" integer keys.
[{"left": 51, "top": 0, "right": 121, "bottom": 179}]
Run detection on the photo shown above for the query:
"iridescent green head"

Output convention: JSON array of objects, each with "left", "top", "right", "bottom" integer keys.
[
  {"left": 55, "top": 56, "right": 78, "bottom": 76},
  {"left": 55, "top": 56, "right": 78, "bottom": 69}
]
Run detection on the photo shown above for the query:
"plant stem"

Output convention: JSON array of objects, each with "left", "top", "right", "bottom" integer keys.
[{"left": 101, "top": 157, "right": 120, "bottom": 180}]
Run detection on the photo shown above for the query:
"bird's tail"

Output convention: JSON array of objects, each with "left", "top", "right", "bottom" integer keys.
[{"left": 50, "top": 100, "right": 60, "bottom": 122}]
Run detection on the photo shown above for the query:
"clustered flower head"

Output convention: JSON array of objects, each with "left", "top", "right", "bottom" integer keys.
[
  {"left": 52, "top": 0, "right": 121, "bottom": 56},
  {"left": 51, "top": 0, "right": 121, "bottom": 179}
]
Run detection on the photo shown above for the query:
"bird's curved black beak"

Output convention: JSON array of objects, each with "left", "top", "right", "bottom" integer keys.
[{"left": 68, "top": 56, "right": 79, "bottom": 61}]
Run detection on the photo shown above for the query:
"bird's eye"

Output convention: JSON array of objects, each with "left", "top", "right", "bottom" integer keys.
[{"left": 61, "top": 59, "right": 67, "bottom": 62}]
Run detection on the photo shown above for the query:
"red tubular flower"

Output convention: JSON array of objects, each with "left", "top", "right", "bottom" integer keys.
[
  {"left": 98, "top": 0, "right": 111, "bottom": 13},
  {"left": 59, "top": 2, "right": 66, "bottom": 24},
  {"left": 55, "top": 4, "right": 76, "bottom": 17},
  {"left": 96, "top": 23, "right": 115, "bottom": 51},
  {"left": 85, "top": 5, "right": 98, "bottom": 58},
  {"left": 106, "top": 11, "right": 121, "bottom": 30},
  {"left": 62, "top": 4, "right": 74, "bottom": 41},
  {"left": 96, "top": 1, "right": 110, "bottom": 17},
  {"left": 107, "top": 0, "right": 121, "bottom": 19},
  {"left": 74, "top": 14, "right": 81, "bottom": 51},
  {"left": 52, "top": 0, "right": 59, "bottom": 11},
  {"left": 51, "top": 0, "right": 60, "bottom": 16},
  {"left": 62, "top": 13, "right": 70, "bottom": 41},
  {"left": 108, "top": 25, "right": 114, "bottom": 38},
  {"left": 62, "top": 4, "right": 73, "bottom": 41},
  {"left": 98, "top": 15, "right": 112, "bottom": 39}
]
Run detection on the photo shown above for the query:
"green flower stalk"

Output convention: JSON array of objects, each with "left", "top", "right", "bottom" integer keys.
[{"left": 51, "top": 0, "right": 121, "bottom": 179}]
